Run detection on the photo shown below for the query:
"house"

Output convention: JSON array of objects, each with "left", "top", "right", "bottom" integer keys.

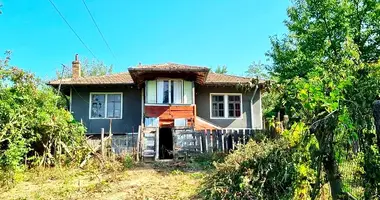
[{"left": 49, "top": 55, "right": 265, "bottom": 160}]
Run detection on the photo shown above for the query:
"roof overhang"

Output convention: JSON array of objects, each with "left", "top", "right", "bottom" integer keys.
[{"left": 128, "top": 67, "right": 210, "bottom": 86}]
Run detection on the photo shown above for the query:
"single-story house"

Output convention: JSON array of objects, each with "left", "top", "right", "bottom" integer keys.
[{"left": 49, "top": 55, "right": 265, "bottom": 160}]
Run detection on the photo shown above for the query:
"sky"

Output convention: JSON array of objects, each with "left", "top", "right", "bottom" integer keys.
[{"left": 0, "top": 0, "right": 291, "bottom": 80}]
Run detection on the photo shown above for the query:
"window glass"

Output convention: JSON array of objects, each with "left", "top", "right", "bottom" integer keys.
[
  {"left": 228, "top": 95, "right": 241, "bottom": 118},
  {"left": 91, "top": 94, "right": 105, "bottom": 118},
  {"left": 163, "top": 80, "right": 169, "bottom": 104},
  {"left": 146, "top": 80, "right": 157, "bottom": 103},
  {"left": 183, "top": 81, "right": 193, "bottom": 104},
  {"left": 156, "top": 80, "right": 187, "bottom": 104},
  {"left": 172, "top": 80, "right": 183, "bottom": 104},
  {"left": 211, "top": 95, "right": 224, "bottom": 117},
  {"left": 91, "top": 93, "right": 122, "bottom": 119},
  {"left": 107, "top": 94, "right": 122, "bottom": 118}
]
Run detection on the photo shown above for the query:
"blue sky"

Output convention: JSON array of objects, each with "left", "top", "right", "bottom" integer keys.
[{"left": 0, "top": 0, "right": 290, "bottom": 80}]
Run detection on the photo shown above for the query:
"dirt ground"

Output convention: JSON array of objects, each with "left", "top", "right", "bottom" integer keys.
[{"left": 0, "top": 162, "right": 206, "bottom": 200}]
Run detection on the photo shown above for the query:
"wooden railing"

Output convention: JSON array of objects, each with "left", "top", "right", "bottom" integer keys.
[{"left": 175, "top": 128, "right": 265, "bottom": 158}]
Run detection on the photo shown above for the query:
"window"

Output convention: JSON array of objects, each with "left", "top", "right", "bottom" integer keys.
[
  {"left": 211, "top": 95, "right": 225, "bottom": 117},
  {"left": 148, "top": 79, "right": 190, "bottom": 104},
  {"left": 228, "top": 95, "right": 241, "bottom": 117},
  {"left": 210, "top": 93, "right": 242, "bottom": 119},
  {"left": 90, "top": 93, "right": 122, "bottom": 119},
  {"left": 91, "top": 94, "right": 105, "bottom": 118}
]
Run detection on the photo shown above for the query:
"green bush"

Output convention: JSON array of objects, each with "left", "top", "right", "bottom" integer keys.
[
  {"left": 0, "top": 54, "right": 89, "bottom": 186},
  {"left": 189, "top": 152, "right": 226, "bottom": 170},
  {"left": 201, "top": 138, "right": 296, "bottom": 200},
  {"left": 123, "top": 155, "right": 134, "bottom": 169}
]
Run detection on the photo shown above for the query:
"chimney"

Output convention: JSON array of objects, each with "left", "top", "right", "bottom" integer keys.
[{"left": 72, "top": 54, "right": 81, "bottom": 79}]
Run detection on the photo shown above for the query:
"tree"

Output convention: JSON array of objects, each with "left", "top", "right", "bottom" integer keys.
[
  {"left": 245, "top": 61, "right": 270, "bottom": 80},
  {"left": 57, "top": 58, "right": 113, "bottom": 79},
  {"left": 268, "top": 0, "right": 380, "bottom": 199},
  {"left": 245, "top": 61, "right": 279, "bottom": 118},
  {"left": 214, "top": 65, "right": 228, "bottom": 74}
]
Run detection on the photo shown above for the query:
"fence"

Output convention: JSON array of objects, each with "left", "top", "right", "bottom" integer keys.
[
  {"left": 174, "top": 128, "right": 266, "bottom": 158},
  {"left": 86, "top": 128, "right": 266, "bottom": 159},
  {"left": 111, "top": 133, "right": 138, "bottom": 155}
]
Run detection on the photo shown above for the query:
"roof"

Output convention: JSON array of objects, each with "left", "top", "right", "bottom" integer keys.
[
  {"left": 128, "top": 63, "right": 210, "bottom": 85},
  {"left": 206, "top": 72, "right": 254, "bottom": 85},
  {"left": 48, "top": 72, "right": 134, "bottom": 85},
  {"left": 129, "top": 63, "right": 209, "bottom": 71},
  {"left": 48, "top": 63, "right": 264, "bottom": 86}
]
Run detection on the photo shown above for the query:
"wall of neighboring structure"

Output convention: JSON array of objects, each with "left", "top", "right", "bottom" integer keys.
[
  {"left": 70, "top": 85, "right": 142, "bottom": 134},
  {"left": 195, "top": 85, "right": 262, "bottom": 129}
]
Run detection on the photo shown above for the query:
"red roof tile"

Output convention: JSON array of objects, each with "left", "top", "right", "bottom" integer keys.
[{"left": 48, "top": 72, "right": 133, "bottom": 85}]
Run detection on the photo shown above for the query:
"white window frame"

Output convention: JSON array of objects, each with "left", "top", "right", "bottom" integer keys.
[
  {"left": 89, "top": 92, "right": 123, "bottom": 119},
  {"left": 145, "top": 79, "right": 194, "bottom": 106},
  {"left": 210, "top": 93, "right": 243, "bottom": 119}
]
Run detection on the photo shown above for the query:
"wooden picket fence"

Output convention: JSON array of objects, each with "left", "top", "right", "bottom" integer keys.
[
  {"left": 173, "top": 128, "right": 265, "bottom": 159},
  {"left": 200, "top": 128, "right": 263, "bottom": 153},
  {"left": 85, "top": 127, "right": 265, "bottom": 161}
]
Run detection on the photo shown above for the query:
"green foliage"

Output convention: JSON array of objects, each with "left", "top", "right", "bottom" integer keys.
[
  {"left": 268, "top": 0, "right": 380, "bottom": 199},
  {"left": 0, "top": 52, "right": 89, "bottom": 186},
  {"left": 123, "top": 155, "right": 133, "bottom": 169},
  {"left": 244, "top": 62, "right": 281, "bottom": 117},
  {"left": 201, "top": 138, "right": 296, "bottom": 200},
  {"left": 265, "top": 0, "right": 380, "bottom": 198},
  {"left": 245, "top": 61, "right": 270, "bottom": 80},
  {"left": 214, "top": 65, "right": 228, "bottom": 74},
  {"left": 189, "top": 152, "right": 226, "bottom": 170}
]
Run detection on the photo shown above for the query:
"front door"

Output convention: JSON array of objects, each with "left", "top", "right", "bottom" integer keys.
[{"left": 159, "top": 128, "right": 173, "bottom": 159}]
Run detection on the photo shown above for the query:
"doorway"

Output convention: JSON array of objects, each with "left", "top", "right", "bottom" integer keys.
[{"left": 159, "top": 128, "right": 174, "bottom": 159}]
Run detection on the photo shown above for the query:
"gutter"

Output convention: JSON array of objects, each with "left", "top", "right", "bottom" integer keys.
[{"left": 251, "top": 85, "right": 259, "bottom": 129}]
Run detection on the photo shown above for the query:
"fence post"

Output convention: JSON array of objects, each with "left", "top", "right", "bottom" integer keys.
[
  {"left": 204, "top": 129, "right": 209, "bottom": 153},
  {"left": 136, "top": 126, "right": 141, "bottom": 162},
  {"left": 232, "top": 129, "right": 236, "bottom": 150},
  {"left": 225, "top": 130, "right": 229, "bottom": 152},
  {"left": 199, "top": 133, "right": 203, "bottom": 153},
  {"left": 221, "top": 129, "right": 225, "bottom": 152},
  {"left": 101, "top": 128, "right": 105, "bottom": 157},
  {"left": 243, "top": 129, "right": 246, "bottom": 144},
  {"left": 155, "top": 127, "right": 159, "bottom": 160},
  {"left": 373, "top": 100, "right": 380, "bottom": 150},
  {"left": 211, "top": 129, "right": 215, "bottom": 152}
]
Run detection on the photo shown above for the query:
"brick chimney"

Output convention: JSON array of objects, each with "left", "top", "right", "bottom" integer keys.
[{"left": 72, "top": 54, "right": 81, "bottom": 79}]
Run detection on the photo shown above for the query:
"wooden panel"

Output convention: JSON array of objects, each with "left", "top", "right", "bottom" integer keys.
[{"left": 145, "top": 105, "right": 195, "bottom": 128}]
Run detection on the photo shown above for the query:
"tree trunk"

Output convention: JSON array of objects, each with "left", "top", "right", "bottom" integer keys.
[
  {"left": 373, "top": 100, "right": 380, "bottom": 150},
  {"left": 312, "top": 112, "right": 345, "bottom": 200},
  {"left": 323, "top": 151, "right": 344, "bottom": 200}
]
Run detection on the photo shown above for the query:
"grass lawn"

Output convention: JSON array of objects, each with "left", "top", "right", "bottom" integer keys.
[{"left": 0, "top": 161, "right": 206, "bottom": 200}]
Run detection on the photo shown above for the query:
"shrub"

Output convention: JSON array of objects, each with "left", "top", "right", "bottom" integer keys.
[
  {"left": 123, "top": 155, "right": 134, "bottom": 169},
  {"left": 201, "top": 138, "right": 296, "bottom": 200},
  {"left": 0, "top": 54, "right": 89, "bottom": 186},
  {"left": 189, "top": 152, "right": 226, "bottom": 170}
]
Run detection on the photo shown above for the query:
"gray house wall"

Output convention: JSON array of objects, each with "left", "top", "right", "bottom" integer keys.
[
  {"left": 69, "top": 84, "right": 262, "bottom": 134},
  {"left": 195, "top": 86, "right": 262, "bottom": 129},
  {"left": 70, "top": 86, "right": 141, "bottom": 134}
]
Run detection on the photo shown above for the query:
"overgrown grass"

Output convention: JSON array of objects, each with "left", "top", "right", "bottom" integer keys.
[{"left": 0, "top": 156, "right": 209, "bottom": 200}]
